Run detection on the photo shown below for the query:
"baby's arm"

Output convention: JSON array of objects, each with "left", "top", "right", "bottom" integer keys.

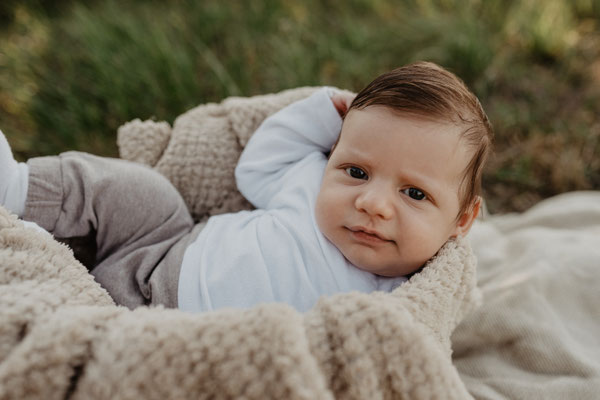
[{"left": 235, "top": 87, "right": 346, "bottom": 208}]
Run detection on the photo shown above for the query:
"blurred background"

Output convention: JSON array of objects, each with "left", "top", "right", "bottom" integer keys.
[{"left": 1, "top": 0, "right": 599, "bottom": 213}]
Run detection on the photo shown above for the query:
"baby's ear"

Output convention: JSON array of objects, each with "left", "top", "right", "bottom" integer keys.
[{"left": 452, "top": 197, "right": 481, "bottom": 238}]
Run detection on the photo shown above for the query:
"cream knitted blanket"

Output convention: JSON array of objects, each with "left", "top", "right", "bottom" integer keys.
[
  {"left": 0, "top": 88, "right": 481, "bottom": 399},
  {"left": 0, "top": 208, "right": 478, "bottom": 399}
]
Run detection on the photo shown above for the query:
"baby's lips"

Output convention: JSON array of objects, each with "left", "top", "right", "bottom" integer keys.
[{"left": 347, "top": 225, "right": 393, "bottom": 242}]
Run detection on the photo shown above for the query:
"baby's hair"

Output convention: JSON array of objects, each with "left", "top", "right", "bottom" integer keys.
[{"left": 348, "top": 61, "right": 494, "bottom": 218}]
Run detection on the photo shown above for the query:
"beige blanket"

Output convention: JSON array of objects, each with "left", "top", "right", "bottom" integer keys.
[
  {"left": 0, "top": 207, "right": 477, "bottom": 399},
  {"left": 454, "top": 191, "right": 600, "bottom": 399}
]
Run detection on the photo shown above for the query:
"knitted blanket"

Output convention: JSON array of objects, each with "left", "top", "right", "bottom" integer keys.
[
  {"left": 0, "top": 208, "right": 478, "bottom": 399},
  {"left": 0, "top": 87, "right": 481, "bottom": 399}
]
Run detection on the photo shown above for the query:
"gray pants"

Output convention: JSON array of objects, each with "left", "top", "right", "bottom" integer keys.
[{"left": 23, "top": 152, "right": 203, "bottom": 309}]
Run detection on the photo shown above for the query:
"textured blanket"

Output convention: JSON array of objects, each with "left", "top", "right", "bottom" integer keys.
[{"left": 0, "top": 207, "right": 477, "bottom": 399}]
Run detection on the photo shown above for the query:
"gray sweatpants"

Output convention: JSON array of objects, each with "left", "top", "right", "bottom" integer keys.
[{"left": 23, "top": 151, "right": 204, "bottom": 309}]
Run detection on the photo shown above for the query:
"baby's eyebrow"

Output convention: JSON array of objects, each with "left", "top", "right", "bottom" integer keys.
[
  {"left": 401, "top": 171, "right": 437, "bottom": 190},
  {"left": 336, "top": 146, "right": 371, "bottom": 161}
]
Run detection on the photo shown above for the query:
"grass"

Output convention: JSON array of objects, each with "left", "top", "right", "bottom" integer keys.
[{"left": 1, "top": 0, "right": 599, "bottom": 213}]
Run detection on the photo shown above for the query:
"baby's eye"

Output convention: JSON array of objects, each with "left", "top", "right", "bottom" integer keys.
[
  {"left": 402, "top": 188, "right": 426, "bottom": 201},
  {"left": 345, "top": 166, "right": 368, "bottom": 180}
]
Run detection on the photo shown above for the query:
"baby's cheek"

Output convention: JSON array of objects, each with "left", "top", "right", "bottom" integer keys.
[
  {"left": 315, "top": 189, "right": 338, "bottom": 236},
  {"left": 399, "top": 220, "right": 440, "bottom": 255}
]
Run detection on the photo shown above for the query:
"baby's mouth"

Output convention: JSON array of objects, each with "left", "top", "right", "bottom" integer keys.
[{"left": 346, "top": 226, "right": 394, "bottom": 244}]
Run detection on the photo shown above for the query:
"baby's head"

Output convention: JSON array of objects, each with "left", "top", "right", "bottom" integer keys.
[{"left": 315, "top": 61, "right": 493, "bottom": 277}]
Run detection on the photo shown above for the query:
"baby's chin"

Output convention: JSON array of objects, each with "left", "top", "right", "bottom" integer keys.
[{"left": 346, "top": 256, "right": 417, "bottom": 278}]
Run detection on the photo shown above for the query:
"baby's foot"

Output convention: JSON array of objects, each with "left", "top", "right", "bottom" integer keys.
[{"left": 0, "top": 130, "right": 28, "bottom": 216}]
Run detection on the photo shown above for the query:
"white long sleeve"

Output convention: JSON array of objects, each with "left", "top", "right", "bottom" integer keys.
[{"left": 235, "top": 87, "right": 342, "bottom": 209}]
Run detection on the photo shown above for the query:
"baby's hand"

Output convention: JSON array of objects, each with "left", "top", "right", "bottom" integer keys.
[{"left": 330, "top": 90, "right": 356, "bottom": 118}]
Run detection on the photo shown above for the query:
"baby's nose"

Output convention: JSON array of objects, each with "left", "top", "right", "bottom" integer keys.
[{"left": 355, "top": 187, "right": 394, "bottom": 220}]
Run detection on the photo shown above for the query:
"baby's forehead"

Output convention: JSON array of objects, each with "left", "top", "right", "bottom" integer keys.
[
  {"left": 343, "top": 106, "right": 469, "bottom": 144},
  {"left": 342, "top": 110, "right": 470, "bottom": 159},
  {"left": 346, "top": 105, "right": 465, "bottom": 128}
]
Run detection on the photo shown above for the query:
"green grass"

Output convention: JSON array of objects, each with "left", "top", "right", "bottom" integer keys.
[{"left": 1, "top": 0, "right": 600, "bottom": 212}]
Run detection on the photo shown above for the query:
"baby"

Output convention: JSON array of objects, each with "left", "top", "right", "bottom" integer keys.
[{"left": 0, "top": 61, "right": 493, "bottom": 312}]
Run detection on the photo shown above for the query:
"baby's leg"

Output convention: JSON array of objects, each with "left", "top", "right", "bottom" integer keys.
[{"left": 24, "top": 151, "right": 195, "bottom": 308}]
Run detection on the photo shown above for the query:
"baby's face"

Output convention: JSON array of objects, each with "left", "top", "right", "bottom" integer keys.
[{"left": 315, "top": 106, "right": 477, "bottom": 277}]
